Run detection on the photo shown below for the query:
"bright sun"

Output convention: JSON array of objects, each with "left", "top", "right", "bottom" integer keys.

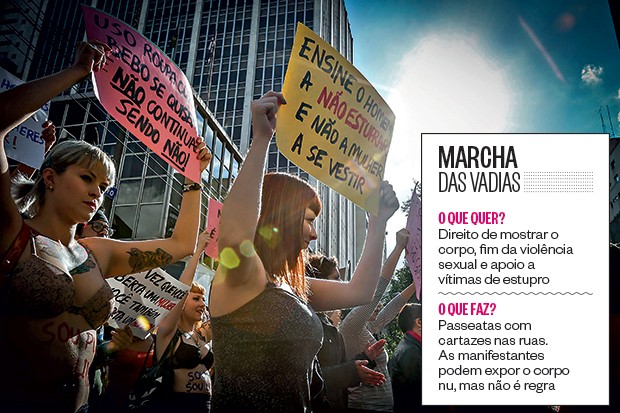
[{"left": 383, "top": 33, "right": 514, "bottom": 247}]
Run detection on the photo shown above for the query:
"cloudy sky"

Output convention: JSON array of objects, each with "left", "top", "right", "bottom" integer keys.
[{"left": 346, "top": 0, "right": 619, "bottom": 251}]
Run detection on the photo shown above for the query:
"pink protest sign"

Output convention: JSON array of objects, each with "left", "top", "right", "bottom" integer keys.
[
  {"left": 205, "top": 198, "right": 223, "bottom": 259},
  {"left": 405, "top": 192, "right": 422, "bottom": 300},
  {"left": 82, "top": 5, "right": 200, "bottom": 182}
]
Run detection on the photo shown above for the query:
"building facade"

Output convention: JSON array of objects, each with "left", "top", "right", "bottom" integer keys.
[
  {"left": 0, "top": 0, "right": 47, "bottom": 79},
  {"left": 1, "top": 0, "right": 366, "bottom": 276},
  {"left": 140, "top": 0, "right": 365, "bottom": 270}
]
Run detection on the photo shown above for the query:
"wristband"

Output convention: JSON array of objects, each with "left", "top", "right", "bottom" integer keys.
[{"left": 183, "top": 182, "right": 202, "bottom": 192}]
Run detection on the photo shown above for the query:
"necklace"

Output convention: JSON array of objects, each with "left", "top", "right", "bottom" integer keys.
[{"left": 182, "top": 330, "right": 204, "bottom": 350}]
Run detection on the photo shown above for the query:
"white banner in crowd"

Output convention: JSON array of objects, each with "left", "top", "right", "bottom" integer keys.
[
  {"left": 0, "top": 66, "right": 50, "bottom": 169},
  {"left": 107, "top": 268, "right": 190, "bottom": 339}
]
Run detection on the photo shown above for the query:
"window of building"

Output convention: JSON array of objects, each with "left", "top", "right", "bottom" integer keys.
[
  {"left": 212, "top": 155, "right": 221, "bottom": 180},
  {"left": 104, "top": 121, "right": 125, "bottom": 144},
  {"left": 116, "top": 179, "right": 141, "bottom": 205},
  {"left": 142, "top": 177, "right": 167, "bottom": 203},
  {"left": 146, "top": 155, "right": 169, "bottom": 176},
  {"left": 196, "top": 111, "right": 205, "bottom": 137},
  {"left": 61, "top": 125, "right": 82, "bottom": 141},
  {"left": 102, "top": 144, "right": 116, "bottom": 159},
  {"left": 214, "top": 135, "right": 223, "bottom": 159},
  {"left": 121, "top": 154, "right": 145, "bottom": 178},
  {"left": 136, "top": 204, "right": 164, "bottom": 238},
  {"left": 221, "top": 166, "right": 230, "bottom": 190},
  {"left": 231, "top": 158, "right": 239, "bottom": 179},
  {"left": 113, "top": 205, "right": 138, "bottom": 239},
  {"left": 64, "top": 101, "right": 88, "bottom": 125},
  {"left": 204, "top": 123, "right": 215, "bottom": 148},
  {"left": 126, "top": 139, "right": 147, "bottom": 154},
  {"left": 223, "top": 148, "right": 231, "bottom": 170}
]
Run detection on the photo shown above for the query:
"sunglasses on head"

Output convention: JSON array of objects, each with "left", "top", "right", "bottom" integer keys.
[{"left": 89, "top": 221, "right": 114, "bottom": 237}]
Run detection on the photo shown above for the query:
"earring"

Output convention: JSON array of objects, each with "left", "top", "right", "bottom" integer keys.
[{"left": 48, "top": 186, "right": 54, "bottom": 191}]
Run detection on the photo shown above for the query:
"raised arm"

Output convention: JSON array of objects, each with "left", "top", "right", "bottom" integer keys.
[
  {"left": 370, "top": 282, "right": 416, "bottom": 334},
  {"left": 155, "top": 230, "right": 210, "bottom": 360},
  {"left": 380, "top": 229, "right": 409, "bottom": 282},
  {"left": 210, "top": 92, "right": 286, "bottom": 315},
  {"left": 0, "top": 42, "right": 108, "bottom": 138},
  {"left": 338, "top": 277, "right": 390, "bottom": 343},
  {"left": 0, "top": 41, "right": 108, "bottom": 254},
  {"left": 83, "top": 141, "right": 211, "bottom": 277},
  {"left": 177, "top": 229, "right": 211, "bottom": 286},
  {"left": 307, "top": 182, "right": 399, "bottom": 311},
  {"left": 366, "top": 229, "right": 414, "bottom": 332}
]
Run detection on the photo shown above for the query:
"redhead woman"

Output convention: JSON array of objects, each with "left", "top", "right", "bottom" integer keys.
[
  {"left": 209, "top": 91, "right": 399, "bottom": 412},
  {"left": 0, "top": 41, "right": 211, "bottom": 413}
]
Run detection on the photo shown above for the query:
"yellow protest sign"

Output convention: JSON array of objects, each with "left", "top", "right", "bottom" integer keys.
[{"left": 277, "top": 23, "right": 395, "bottom": 216}]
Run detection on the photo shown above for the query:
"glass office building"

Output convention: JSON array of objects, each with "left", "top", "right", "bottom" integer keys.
[{"left": 0, "top": 0, "right": 366, "bottom": 276}]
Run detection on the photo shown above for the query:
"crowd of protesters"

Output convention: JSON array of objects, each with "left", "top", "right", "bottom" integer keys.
[{"left": 1, "top": 40, "right": 618, "bottom": 413}]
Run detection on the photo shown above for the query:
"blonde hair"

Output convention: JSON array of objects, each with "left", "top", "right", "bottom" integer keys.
[
  {"left": 190, "top": 281, "right": 206, "bottom": 295},
  {"left": 12, "top": 140, "right": 116, "bottom": 217}
]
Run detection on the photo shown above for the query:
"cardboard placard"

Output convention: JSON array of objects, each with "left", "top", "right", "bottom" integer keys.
[
  {"left": 277, "top": 23, "right": 395, "bottom": 215},
  {"left": 82, "top": 5, "right": 201, "bottom": 182},
  {"left": 107, "top": 268, "right": 190, "bottom": 339}
]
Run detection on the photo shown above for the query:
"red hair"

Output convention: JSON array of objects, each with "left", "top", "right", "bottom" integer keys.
[{"left": 254, "top": 173, "right": 321, "bottom": 301}]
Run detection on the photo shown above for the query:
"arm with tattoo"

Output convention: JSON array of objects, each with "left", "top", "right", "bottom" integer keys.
[{"left": 127, "top": 248, "right": 173, "bottom": 273}]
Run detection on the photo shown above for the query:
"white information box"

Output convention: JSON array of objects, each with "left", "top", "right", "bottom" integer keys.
[{"left": 421, "top": 133, "right": 609, "bottom": 406}]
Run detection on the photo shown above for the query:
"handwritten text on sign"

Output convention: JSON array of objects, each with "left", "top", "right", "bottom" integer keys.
[
  {"left": 277, "top": 23, "right": 395, "bottom": 215},
  {"left": 107, "top": 268, "right": 189, "bottom": 339},
  {"left": 1, "top": 66, "right": 49, "bottom": 169},
  {"left": 205, "top": 198, "right": 223, "bottom": 259},
  {"left": 82, "top": 5, "right": 201, "bottom": 182}
]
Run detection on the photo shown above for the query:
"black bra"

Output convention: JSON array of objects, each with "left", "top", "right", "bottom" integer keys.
[{"left": 169, "top": 332, "right": 214, "bottom": 370}]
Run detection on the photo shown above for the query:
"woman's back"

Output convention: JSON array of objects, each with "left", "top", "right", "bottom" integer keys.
[{"left": 211, "top": 284, "right": 322, "bottom": 412}]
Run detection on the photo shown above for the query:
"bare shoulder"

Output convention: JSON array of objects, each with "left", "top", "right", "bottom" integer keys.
[{"left": 209, "top": 259, "right": 269, "bottom": 317}]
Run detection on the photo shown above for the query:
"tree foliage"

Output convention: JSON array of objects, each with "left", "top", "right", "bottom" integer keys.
[{"left": 400, "top": 180, "right": 421, "bottom": 214}]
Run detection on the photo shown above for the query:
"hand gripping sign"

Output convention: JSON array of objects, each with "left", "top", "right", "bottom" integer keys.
[
  {"left": 82, "top": 5, "right": 201, "bottom": 182},
  {"left": 277, "top": 23, "right": 395, "bottom": 216}
]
